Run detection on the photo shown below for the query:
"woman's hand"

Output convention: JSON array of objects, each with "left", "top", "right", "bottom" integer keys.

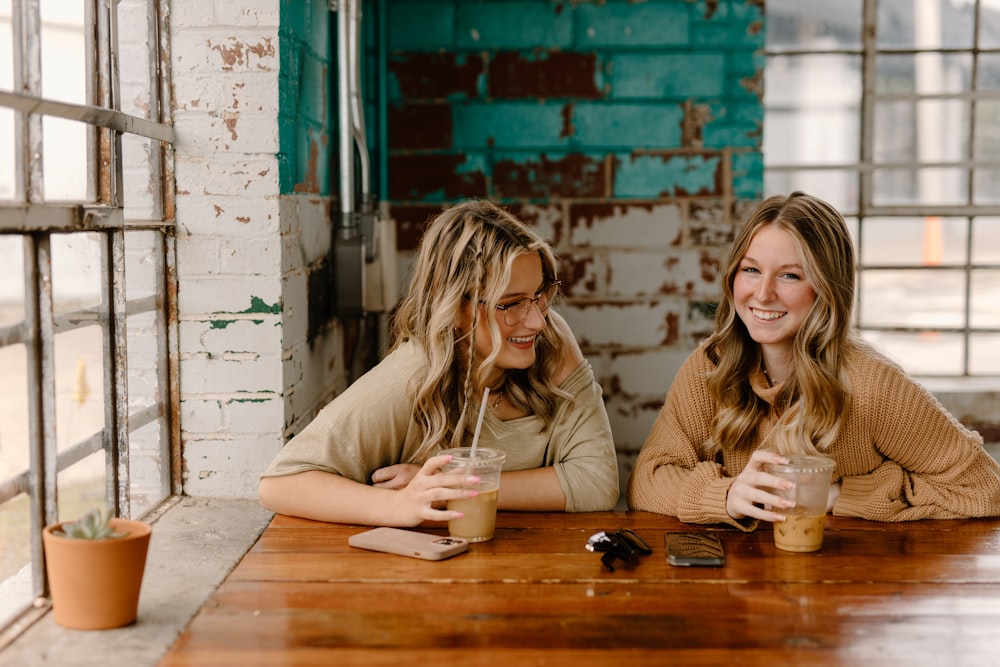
[
  {"left": 373, "top": 454, "right": 481, "bottom": 526},
  {"left": 725, "top": 449, "right": 795, "bottom": 522},
  {"left": 371, "top": 463, "right": 421, "bottom": 489}
]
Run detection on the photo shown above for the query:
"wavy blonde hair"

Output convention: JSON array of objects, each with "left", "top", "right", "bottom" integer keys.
[
  {"left": 705, "top": 192, "right": 856, "bottom": 456},
  {"left": 391, "top": 199, "right": 569, "bottom": 461}
]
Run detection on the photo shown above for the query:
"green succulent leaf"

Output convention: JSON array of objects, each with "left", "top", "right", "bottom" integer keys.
[{"left": 53, "top": 508, "right": 130, "bottom": 540}]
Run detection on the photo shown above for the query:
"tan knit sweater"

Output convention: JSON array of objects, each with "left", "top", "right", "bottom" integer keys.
[{"left": 626, "top": 340, "right": 1000, "bottom": 529}]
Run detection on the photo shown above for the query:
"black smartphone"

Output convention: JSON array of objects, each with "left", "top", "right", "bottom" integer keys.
[{"left": 664, "top": 532, "right": 726, "bottom": 567}]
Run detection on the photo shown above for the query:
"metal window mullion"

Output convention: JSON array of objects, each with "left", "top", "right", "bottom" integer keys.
[
  {"left": 12, "top": 0, "right": 44, "bottom": 204},
  {"left": 156, "top": 0, "right": 177, "bottom": 224},
  {"left": 95, "top": 0, "right": 124, "bottom": 208},
  {"left": 152, "top": 232, "right": 174, "bottom": 497},
  {"left": 100, "top": 230, "right": 130, "bottom": 517},
  {"left": 23, "top": 234, "right": 58, "bottom": 598}
]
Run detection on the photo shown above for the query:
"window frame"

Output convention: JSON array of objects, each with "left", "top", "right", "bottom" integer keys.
[
  {"left": 0, "top": 0, "right": 178, "bottom": 637},
  {"left": 764, "top": 0, "right": 1000, "bottom": 377}
]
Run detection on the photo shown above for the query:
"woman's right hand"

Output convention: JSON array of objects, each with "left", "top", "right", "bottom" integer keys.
[
  {"left": 384, "top": 453, "right": 480, "bottom": 526},
  {"left": 725, "top": 449, "right": 796, "bottom": 522}
]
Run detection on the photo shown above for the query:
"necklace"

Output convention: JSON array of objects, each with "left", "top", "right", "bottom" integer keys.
[
  {"left": 490, "top": 390, "right": 504, "bottom": 413},
  {"left": 762, "top": 367, "right": 780, "bottom": 387}
]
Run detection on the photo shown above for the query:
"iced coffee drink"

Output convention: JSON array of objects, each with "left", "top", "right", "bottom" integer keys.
[
  {"left": 441, "top": 447, "right": 505, "bottom": 543},
  {"left": 765, "top": 455, "right": 836, "bottom": 553}
]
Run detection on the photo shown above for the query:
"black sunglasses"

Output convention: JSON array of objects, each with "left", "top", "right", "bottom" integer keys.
[{"left": 585, "top": 529, "right": 652, "bottom": 572}]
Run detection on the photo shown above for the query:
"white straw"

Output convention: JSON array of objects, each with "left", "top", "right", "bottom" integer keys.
[{"left": 469, "top": 387, "right": 490, "bottom": 457}]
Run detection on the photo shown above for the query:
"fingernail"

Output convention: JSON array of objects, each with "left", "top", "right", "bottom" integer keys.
[{"left": 466, "top": 475, "right": 480, "bottom": 484}]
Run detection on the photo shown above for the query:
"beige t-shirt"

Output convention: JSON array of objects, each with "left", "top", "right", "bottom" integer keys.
[{"left": 261, "top": 341, "right": 620, "bottom": 512}]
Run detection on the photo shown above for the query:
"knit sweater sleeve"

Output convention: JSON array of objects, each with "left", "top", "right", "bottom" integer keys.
[
  {"left": 626, "top": 347, "right": 751, "bottom": 530},
  {"left": 834, "top": 347, "right": 1000, "bottom": 521}
]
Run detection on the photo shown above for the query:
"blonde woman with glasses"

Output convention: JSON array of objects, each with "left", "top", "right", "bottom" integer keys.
[{"left": 260, "top": 199, "right": 619, "bottom": 526}]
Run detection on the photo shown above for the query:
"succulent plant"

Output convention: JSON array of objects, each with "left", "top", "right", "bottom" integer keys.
[{"left": 53, "top": 508, "right": 130, "bottom": 540}]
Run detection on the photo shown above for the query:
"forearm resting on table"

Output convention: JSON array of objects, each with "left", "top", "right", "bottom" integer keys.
[
  {"left": 259, "top": 470, "right": 408, "bottom": 525},
  {"left": 498, "top": 467, "right": 566, "bottom": 511}
]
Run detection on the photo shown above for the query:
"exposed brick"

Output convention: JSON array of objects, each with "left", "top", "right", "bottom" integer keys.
[
  {"left": 493, "top": 153, "right": 608, "bottom": 199},
  {"left": 388, "top": 153, "right": 488, "bottom": 201},
  {"left": 488, "top": 51, "right": 601, "bottom": 100},
  {"left": 389, "top": 53, "right": 484, "bottom": 100},
  {"left": 569, "top": 202, "right": 683, "bottom": 248},
  {"left": 389, "top": 104, "right": 453, "bottom": 150},
  {"left": 389, "top": 204, "right": 446, "bottom": 250}
]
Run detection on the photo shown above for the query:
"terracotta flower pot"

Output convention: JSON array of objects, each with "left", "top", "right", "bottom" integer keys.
[{"left": 42, "top": 518, "right": 152, "bottom": 630}]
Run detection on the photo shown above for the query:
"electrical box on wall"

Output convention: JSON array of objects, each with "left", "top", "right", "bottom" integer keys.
[{"left": 363, "top": 204, "right": 397, "bottom": 313}]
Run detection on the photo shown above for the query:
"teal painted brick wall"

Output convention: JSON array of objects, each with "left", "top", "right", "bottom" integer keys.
[
  {"left": 278, "top": 0, "right": 334, "bottom": 196},
  {"left": 382, "top": 0, "right": 763, "bottom": 205}
]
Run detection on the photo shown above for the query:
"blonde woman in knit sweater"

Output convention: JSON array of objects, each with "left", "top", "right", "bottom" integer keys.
[
  {"left": 627, "top": 191, "right": 1000, "bottom": 528},
  {"left": 260, "top": 199, "right": 619, "bottom": 526}
]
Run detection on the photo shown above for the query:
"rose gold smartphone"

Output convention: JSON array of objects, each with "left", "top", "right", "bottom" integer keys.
[{"left": 348, "top": 527, "right": 469, "bottom": 560}]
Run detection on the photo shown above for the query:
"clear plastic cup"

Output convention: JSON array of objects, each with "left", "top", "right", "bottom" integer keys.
[
  {"left": 441, "top": 447, "right": 505, "bottom": 543},
  {"left": 766, "top": 455, "right": 836, "bottom": 553}
]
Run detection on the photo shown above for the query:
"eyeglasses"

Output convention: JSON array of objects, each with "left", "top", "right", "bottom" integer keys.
[{"left": 494, "top": 281, "right": 561, "bottom": 327}]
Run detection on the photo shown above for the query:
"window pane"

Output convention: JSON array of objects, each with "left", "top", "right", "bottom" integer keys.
[
  {"left": 980, "top": 1, "right": 1000, "bottom": 48},
  {"left": 51, "top": 233, "right": 101, "bottom": 315},
  {"left": 872, "top": 166, "right": 969, "bottom": 206},
  {"left": 0, "top": 0, "right": 11, "bottom": 88},
  {"left": 971, "top": 269, "right": 1000, "bottom": 328},
  {"left": 764, "top": 168, "right": 859, "bottom": 215},
  {"left": 876, "top": 53, "right": 972, "bottom": 94},
  {"left": 57, "top": 450, "right": 106, "bottom": 525},
  {"left": 0, "top": 107, "right": 13, "bottom": 201},
  {"left": 42, "top": 117, "right": 89, "bottom": 202},
  {"left": 874, "top": 99, "right": 968, "bottom": 163},
  {"left": 123, "top": 134, "right": 158, "bottom": 220},
  {"left": 980, "top": 53, "right": 1000, "bottom": 90},
  {"left": 0, "top": 1, "right": 12, "bottom": 203},
  {"left": 972, "top": 217, "right": 1000, "bottom": 263},
  {"left": 0, "top": 235, "right": 23, "bottom": 322},
  {"left": 765, "top": 0, "right": 862, "bottom": 50},
  {"left": 860, "top": 330, "right": 964, "bottom": 375},
  {"left": 970, "top": 334, "right": 1000, "bottom": 374},
  {"left": 974, "top": 98, "right": 1000, "bottom": 161},
  {"left": 860, "top": 216, "right": 968, "bottom": 267},
  {"left": 40, "top": 3, "right": 86, "bottom": 105},
  {"left": 764, "top": 55, "right": 861, "bottom": 168},
  {"left": 877, "top": 1, "right": 975, "bottom": 50},
  {"left": 860, "top": 268, "right": 966, "bottom": 328},
  {"left": 974, "top": 168, "right": 1000, "bottom": 205},
  {"left": 0, "top": 493, "right": 33, "bottom": 630}
]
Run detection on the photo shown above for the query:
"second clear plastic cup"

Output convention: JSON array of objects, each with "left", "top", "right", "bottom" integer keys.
[
  {"left": 441, "top": 447, "right": 505, "bottom": 543},
  {"left": 766, "top": 455, "right": 836, "bottom": 553}
]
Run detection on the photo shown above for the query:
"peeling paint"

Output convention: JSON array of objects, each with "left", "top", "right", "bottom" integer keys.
[
  {"left": 208, "top": 38, "right": 275, "bottom": 72},
  {"left": 293, "top": 138, "right": 320, "bottom": 193},
  {"left": 681, "top": 100, "right": 714, "bottom": 148},
  {"left": 210, "top": 320, "right": 236, "bottom": 329},
  {"left": 222, "top": 110, "right": 239, "bottom": 140},
  {"left": 214, "top": 205, "right": 224, "bottom": 217},
  {"left": 242, "top": 296, "right": 281, "bottom": 315}
]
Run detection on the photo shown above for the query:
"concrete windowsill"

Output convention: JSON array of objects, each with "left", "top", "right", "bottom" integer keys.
[{"left": 0, "top": 497, "right": 273, "bottom": 667}]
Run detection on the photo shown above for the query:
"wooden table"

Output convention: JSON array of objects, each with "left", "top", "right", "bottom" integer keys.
[{"left": 158, "top": 511, "right": 1000, "bottom": 666}]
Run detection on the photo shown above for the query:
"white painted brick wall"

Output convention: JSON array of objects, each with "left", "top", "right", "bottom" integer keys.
[{"left": 170, "top": 3, "right": 350, "bottom": 498}]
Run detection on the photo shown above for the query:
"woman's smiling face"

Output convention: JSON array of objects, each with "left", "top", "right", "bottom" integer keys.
[
  {"left": 472, "top": 252, "right": 549, "bottom": 377},
  {"left": 733, "top": 224, "right": 817, "bottom": 355}
]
